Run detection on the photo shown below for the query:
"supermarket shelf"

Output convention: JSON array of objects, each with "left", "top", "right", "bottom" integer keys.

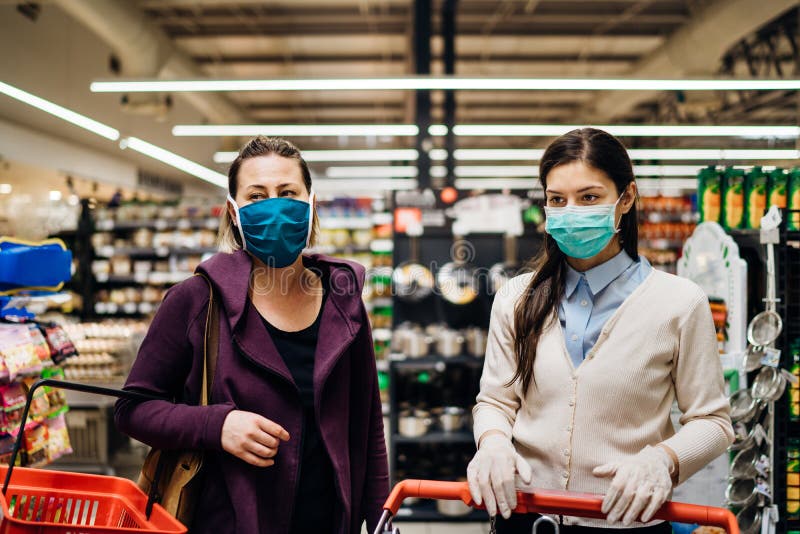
[
  {"left": 307, "top": 245, "right": 372, "bottom": 255},
  {"left": 94, "top": 246, "right": 217, "bottom": 258},
  {"left": 393, "top": 431, "right": 474, "bottom": 445},
  {"left": 95, "top": 218, "right": 219, "bottom": 232},
  {"left": 319, "top": 217, "right": 373, "bottom": 230},
  {"left": 63, "top": 379, "right": 126, "bottom": 407},
  {"left": 94, "top": 302, "right": 156, "bottom": 315},
  {"left": 389, "top": 354, "right": 484, "bottom": 370},
  {"left": 94, "top": 273, "right": 193, "bottom": 285},
  {"left": 393, "top": 500, "right": 486, "bottom": 522}
]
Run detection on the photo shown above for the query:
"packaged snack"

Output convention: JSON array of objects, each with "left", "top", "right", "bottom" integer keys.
[
  {"left": 0, "top": 382, "right": 27, "bottom": 435},
  {"left": 22, "top": 377, "right": 50, "bottom": 422},
  {"left": 722, "top": 168, "right": 745, "bottom": 229},
  {"left": 42, "top": 324, "right": 78, "bottom": 364},
  {"left": 27, "top": 323, "right": 51, "bottom": 363},
  {"left": 0, "top": 324, "right": 42, "bottom": 384},
  {"left": 23, "top": 422, "right": 48, "bottom": 467},
  {"left": 768, "top": 168, "right": 788, "bottom": 209},
  {"left": 0, "top": 434, "right": 19, "bottom": 465},
  {"left": 44, "top": 413, "right": 72, "bottom": 463},
  {"left": 40, "top": 367, "right": 68, "bottom": 417},
  {"left": 789, "top": 169, "right": 800, "bottom": 230},
  {"left": 745, "top": 167, "right": 768, "bottom": 229},
  {"left": 697, "top": 167, "right": 721, "bottom": 224}
]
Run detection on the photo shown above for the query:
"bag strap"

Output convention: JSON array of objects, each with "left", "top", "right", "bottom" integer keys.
[{"left": 197, "top": 273, "right": 219, "bottom": 405}]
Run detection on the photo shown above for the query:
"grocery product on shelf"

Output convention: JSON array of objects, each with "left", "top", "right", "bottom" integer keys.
[
  {"left": 745, "top": 167, "right": 768, "bottom": 230},
  {"left": 59, "top": 320, "right": 145, "bottom": 382},
  {"left": 790, "top": 170, "right": 800, "bottom": 231},
  {"left": 769, "top": 169, "right": 789, "bottom": 210},
  {"left": 638, "top": 194, "right": 696, "bottom": 274},
  {"left": 723, "top": 168, "right": 746, "bottom": 230},
  {"left": 698, "top": 167, "right": 722, "bottom": 224}
]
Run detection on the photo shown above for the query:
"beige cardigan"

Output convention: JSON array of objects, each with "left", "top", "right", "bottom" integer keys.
[{"left": 473, "top": 269, "right": 734, "bottom": 528}]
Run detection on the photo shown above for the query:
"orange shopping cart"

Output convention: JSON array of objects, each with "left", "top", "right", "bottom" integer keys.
[
  {"left": 0, "top": 379, "right": 187, "bottom": 534},
  {"left": 374, "top": 479, "right": 740, "bottom": 534}
]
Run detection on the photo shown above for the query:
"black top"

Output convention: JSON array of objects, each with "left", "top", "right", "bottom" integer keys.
[{"left": 261, "top": 280, "right": 337, "bottom": 534}]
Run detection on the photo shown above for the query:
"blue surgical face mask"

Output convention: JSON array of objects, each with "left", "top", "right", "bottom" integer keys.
[
  {"left": 228, "top": 191, "right": 314, "bottom": 268},
  {"left": 544, "top": 194, "right": 623, "bottom": 259}
]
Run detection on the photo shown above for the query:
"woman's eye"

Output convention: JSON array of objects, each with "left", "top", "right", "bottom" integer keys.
[
  {"left": 280, "top": 190, "right": 297, "bottom": 197},
  {"left": 583, "top": 194, "right": 598, "bottom": 202},
  {"left": 249, "top": 193, "right": 265, "bottom": 201},
  {"left": 548, "top": 197, "right": 564, "bottom": 205}
]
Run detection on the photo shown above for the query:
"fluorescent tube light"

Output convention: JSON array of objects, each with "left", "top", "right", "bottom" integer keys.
[
  {"left": 325, "top": 166, "right": 419, "bottom": 178},
  {"left": 455, "top": 166, "right": 539, "bottom": 177},
  {"left": 452, "top": 124, "right": 800, "bottom": 138},
  {"left": 428, "top": 125, "right": 448, "bottom": 136},
  {"left": 633, "top": 165, "right": 706, "bottom": 176},
  {"left": 49, "top": 190, "right": 62, "bottom": 201},
  {"left": 173, "top": 124, "right": 419, "bottom": 137},
  {"left": 454, "top": 178, "right": 540, "bottom": 190},
  {"left": 313, "top": 178, "right": 418, "bottom": 192},
  {"left": 121, "top": 137, "right": 227, "bottom": 188},
  {"left": 0, "top": 184, "right": 11, "bottom": 194},
  {"left": 0, "top": 81, "right": 119, "bottom": 141},
  {"left": 429, "top": 149, "right": 449, "bottom": 161},
  {"left": 214, "top": 149, "right": 419, "bottom": 164},
  {"left": 452, "top": 148, "right": 800, "bottom": 161},
  {"left": 91, "top": 77, "right": 800, "bottom": 93},
  {"left": 637, "top": 178, "right": 698, "bottom": 191}
]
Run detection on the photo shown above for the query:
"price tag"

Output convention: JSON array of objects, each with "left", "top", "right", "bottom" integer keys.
[
  {"left": 177, "top": 219, "right": 191, "bottom": 230},
  {"left": 134, "top": 272, "right": 149, "bottom": 284},
  {"left": 122, "top": 303, "right": 138, "bottom": 314},
  {"left": 98, "top": 246, "right": 114, "bottom": 258},
  {"left": 96, "top": 220, "right": 114, "bottom": 231},
  {"left": 155, "top": 246, "right": 170, "bottom": 257},
  {"left": 95, "top": 274, "right": 108, "bottom": 283},
  {"left": 755, "top": 479, "right": 772, "bottom": 500},
  {"left": 154, "top": 219, "right": 168, "bottom": 230},
  {"left": 761, "top": 347, "right": 781, "bottom": 368}
]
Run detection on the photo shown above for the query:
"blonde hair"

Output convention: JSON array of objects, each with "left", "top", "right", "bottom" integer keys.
[{"left": 218, "top": 136, "right": 320, "bottom": 253}]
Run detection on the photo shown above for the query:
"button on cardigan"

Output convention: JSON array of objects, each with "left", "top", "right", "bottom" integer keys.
[{"left": 473, "top": 269, "right": 734, "bottom": 528}]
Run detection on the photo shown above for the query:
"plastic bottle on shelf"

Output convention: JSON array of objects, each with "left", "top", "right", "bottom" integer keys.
[
  {"left": 697, "top": 167, "right": 722, "bottom": 224},
  {"left": 722, "top": 168, "right": 746, "bottom": 230}
]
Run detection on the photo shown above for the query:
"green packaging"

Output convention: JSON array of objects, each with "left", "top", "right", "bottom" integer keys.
[
  {"left": 789, "top": 169, "right": 800, "bottom": 230},
  {"left": 697, "top": 167, "right": 721, "bottom": 224},
  {"left": 722, "top": 168, "right": 745, "bottom": 229},
  {"left": 745, "top": 167, "right": 768, "bottom": 229},
  {"left": 768, "top": 168, "right": 788, "bottom": 210}
]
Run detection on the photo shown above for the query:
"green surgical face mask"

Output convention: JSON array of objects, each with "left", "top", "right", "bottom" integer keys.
[{"left": 544, "top": 194, "right": 623, "bottom": 259}]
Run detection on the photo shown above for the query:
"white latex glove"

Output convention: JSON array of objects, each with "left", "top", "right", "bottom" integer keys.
[
  {"left": 592, "top": 445, "right": 675, "bottom": 526},
  {"left": 467, "top": 433, "right": 533, "bottom": 519}
]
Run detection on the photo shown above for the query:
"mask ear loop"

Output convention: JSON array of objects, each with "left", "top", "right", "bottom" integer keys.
[
  {"left": 306, "top": 189, "right": 315, "bottom": 248},
  {"left": 227, "top": 195, "right": 248, "bottom": 251},
  {"left": 613, "top": 185, "right": 633, "bottom": 235}
]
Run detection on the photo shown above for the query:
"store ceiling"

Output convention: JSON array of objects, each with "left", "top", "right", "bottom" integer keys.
[
  {"left": 0, "top": 0, "right": 798, "bottom": 191},
  {"left": 130, "top": 0, "right": 800, "bottom": 143}
]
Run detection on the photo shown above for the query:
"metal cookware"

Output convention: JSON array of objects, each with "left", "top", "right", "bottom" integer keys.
[
  {"left": 436, "top": 329, "right": 464, "bottom": 358},
  {"left": 725, "top": 478, "right": 759, "bottom": 508},
  {"left": 751, "top": 365, "right": 787, "bottom": 402},
  {"left": 489, "top": 233, "right": 520, "bottom": 294},
  {"left": 742, "top": 344, "right": 766, "bottom": 373},
  {"left": 436, "top": 406, "right": 467, "bottom": 433},
  {"left": 730, "top": 446, "right": 761, "bottom": 479},
  {"left": 393, "top": 226, "right": 434, "bottom": 302},
  {"left": 729, "top": 388, "right": 761, "bottom": 424},
  {"left": 436, "top": 498, "right": 472, "bottom": 517},
  {"left": 398, "top": 409, "right": 433, "bottom": 438},
  {"left": 747, "top": 237, "right": 782, "bottom": 347},
  {"left": 437, "top": 235, "right": 480, "bottom": 306},
  {"left": 464, "top": 327, "right": 488, "bottom": 358},
  {"left": 736, "top": 503, "right": 763, "bottom": 534}
]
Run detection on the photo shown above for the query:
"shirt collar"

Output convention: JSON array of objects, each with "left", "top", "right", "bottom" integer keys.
[{"left": 564, "top": 250, "right": 635, "bottom": 298}]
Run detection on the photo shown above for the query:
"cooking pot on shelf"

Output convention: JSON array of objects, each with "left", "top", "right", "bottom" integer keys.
[
  {"left": 436, "top": 329, "right": 463, "bottom": 358},
  {"left": 398, "top": 409, "right": 433, "bottom": 438}
]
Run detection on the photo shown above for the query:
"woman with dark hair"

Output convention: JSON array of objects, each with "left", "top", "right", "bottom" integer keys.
[
  {"left": 467, "top": 128, "right": 733, "bottom": 533},
  {"left": 115, "top": 136, "right": 389, "bottom": 534}
]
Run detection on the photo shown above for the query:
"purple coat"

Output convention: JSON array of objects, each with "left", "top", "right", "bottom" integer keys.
[{"left": 115, "top": 251, "right": 389, "bottom": 534}]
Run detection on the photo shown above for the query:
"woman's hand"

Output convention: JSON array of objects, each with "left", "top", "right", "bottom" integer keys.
[
  {"left": 467, "top": 432, "right": 533, "bottom": 519},
  {"left": 221, "top": 410, "right": 290, "bottom": 467},
  {"left": 592, "top": 445, "right": 675, "bottom": 525}
]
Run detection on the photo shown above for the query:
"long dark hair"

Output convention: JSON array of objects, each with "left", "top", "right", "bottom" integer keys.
[{"left": 511, "top": 128, "right": 639, "bottom": 393}]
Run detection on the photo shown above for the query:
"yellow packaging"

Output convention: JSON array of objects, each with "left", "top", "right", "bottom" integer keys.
[
  {"left": 768, "top": 168, "right": 788, "bottom": 209},
  {"left": 697, "top": 167, "right": 721, "bottom": 224},
  {"left": 722, "top": 169, "right": 745, "bottom": 229},
  {"left": 745, "top": 167, "right": 768, "bottom": 229}
]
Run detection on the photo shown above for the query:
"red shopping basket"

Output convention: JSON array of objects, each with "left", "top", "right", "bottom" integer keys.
[
  {"left": 374, "top": 480, "right": 740, "bottom": 534},
  {"left": 0, "top": 466, "right": 186, "bottom": 534},
  {"left": 0, "top": 379, "right": 187, "bottom": 534}
]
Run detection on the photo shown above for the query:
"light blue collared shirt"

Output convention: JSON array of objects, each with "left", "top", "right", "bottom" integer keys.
[{"left": 558, "top": 251, "right": 653, "bottom": 368}]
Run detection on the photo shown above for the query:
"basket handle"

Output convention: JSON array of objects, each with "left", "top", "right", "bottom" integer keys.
[
  {"left": 374, "top": 480, "right": 739, "bottom": 534},
  {"left": 2, "top": 378, "right": 161, "bottom": 495}
]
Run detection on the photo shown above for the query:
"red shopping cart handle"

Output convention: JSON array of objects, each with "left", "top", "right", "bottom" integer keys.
[{"left": 379, "top": 480, "right": 738, "bottom": 534}]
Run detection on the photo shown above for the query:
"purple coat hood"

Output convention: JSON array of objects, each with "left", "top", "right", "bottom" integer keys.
[{"left": 115, "top": 250, "right": 389, "bottom": 534}]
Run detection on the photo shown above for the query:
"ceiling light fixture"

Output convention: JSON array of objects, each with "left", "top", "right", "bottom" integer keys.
[
  {"left": 450, "top": 125, "right": 800, "bottom": 138},
  {"left": 91, "top": 77, "right": 800, "bottom": 93},
  {"left": 452, "top": 148, "right": 800, "bottom": 161},
  {"left": 174, "top": 124, "right": 419, "bottom": 137},
  {"left": 0, "top": 80, "right": 120, "bottom": 141},
  {"left": 325, "top": 166, "right": 419, "bottom": 178},
  {"left": 214, "top": 149, "right": 420, "bottom": 164},
  {"left": 313, "top": 178, "right": 418, "bottom": 192},
  {"left": 121, "top": 137, "right": 227, "bottom": 188}
]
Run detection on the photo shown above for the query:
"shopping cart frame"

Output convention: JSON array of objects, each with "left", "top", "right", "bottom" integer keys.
[{"left": 374, "top": 479, "right": 740, "bottom": 534}]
